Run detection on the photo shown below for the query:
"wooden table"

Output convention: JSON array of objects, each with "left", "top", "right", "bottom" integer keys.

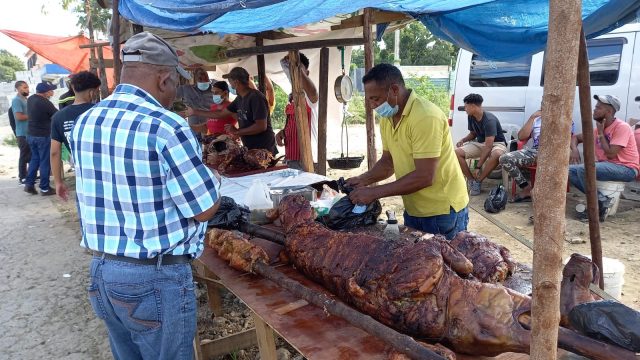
[{"left": 192, "top": 241, "right": 554, "bottom": 360}]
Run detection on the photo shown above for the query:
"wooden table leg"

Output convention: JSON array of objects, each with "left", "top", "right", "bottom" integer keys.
[
  {"left": 251, "top": 311, "right": 277, "bottom": 360},
  {"left": 193, "top": 260, "right": 224, "bottom": 316}
]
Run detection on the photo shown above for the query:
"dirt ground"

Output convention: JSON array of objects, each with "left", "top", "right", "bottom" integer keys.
[{"left": 1, "top": 114, "right": 637, "bottom": 360}]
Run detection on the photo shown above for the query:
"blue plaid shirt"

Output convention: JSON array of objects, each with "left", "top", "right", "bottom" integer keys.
[{"left": 70, "top": 84, "right": 218, "bottom": 259}]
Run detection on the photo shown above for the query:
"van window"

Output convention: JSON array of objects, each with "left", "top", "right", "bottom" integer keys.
[
  {"left": 469, "top": 55, "right": 532, "bottom": 87},
  {"left": 540, "top": 37, "right": 626, "bottom": 86}
]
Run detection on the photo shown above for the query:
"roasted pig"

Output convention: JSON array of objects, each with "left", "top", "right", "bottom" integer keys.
[{"left": 450, "top": 231, "right": 517, "bottom": 283}]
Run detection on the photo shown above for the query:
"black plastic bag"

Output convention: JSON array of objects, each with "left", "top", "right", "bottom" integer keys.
[
  {"left": 320, "top": 196, "right": 382, "bottom": 230},
  {"left": 569, "top": 300, "right": 640, "bottom": 352},
  {"left": 484, "top": 184, "right": 508, "bottom": 213},
  {"left": 207, "top": 196, "right": 250, "bottom": 229}
]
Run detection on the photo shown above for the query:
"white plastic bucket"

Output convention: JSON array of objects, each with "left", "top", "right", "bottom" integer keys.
[
  {"left": 565, "top": 256, "right": 625, "bottom": 300},
  {"left": 596, "top": 181, "right": 626, "bottom": 216}
]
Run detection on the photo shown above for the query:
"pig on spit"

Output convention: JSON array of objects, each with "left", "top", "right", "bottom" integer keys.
[{"left": 208, "top": 195, "right": 635, "bottom": 359}]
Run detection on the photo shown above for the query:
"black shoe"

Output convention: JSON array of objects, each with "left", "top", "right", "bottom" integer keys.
[
  {"left": 598, "top": 198, "right": 611, "bottom": 222},
  {"left": 40, "top": 188, "right": 56, "bottom": 196},
  {"left": 18, "top": 178, "right": 25, "bottom": 186},
  {"left": 24, "top": 186, "right": 37, "bottom": 195}
]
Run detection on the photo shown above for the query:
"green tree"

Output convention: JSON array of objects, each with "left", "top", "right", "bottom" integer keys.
[
  {"left": 0, "top": 50, "right": 26, "bottom": 82},
  {"left": 44, "top": 1, "right": 111, "bottom": 37},
  {"left": 351, "top": 22, "right": 459, "bottom": 68}
]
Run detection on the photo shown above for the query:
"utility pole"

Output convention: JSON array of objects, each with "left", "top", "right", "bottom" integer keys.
[{"left": 393, "top": 30, "right": 400, "bottom": 66}]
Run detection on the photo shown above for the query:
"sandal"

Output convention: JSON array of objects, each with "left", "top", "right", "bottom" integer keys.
[{"left": 510, "top": 194, "right": 532, "bottom": 203}]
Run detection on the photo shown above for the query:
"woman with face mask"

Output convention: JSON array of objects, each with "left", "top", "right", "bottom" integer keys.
[{"left": 205, "top": 81, "right": 237, "bottom": 136}]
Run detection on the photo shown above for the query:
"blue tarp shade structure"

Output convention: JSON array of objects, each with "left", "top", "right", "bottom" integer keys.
[{"left": 118, "top": 0, "right": 640, "bottom": 60}]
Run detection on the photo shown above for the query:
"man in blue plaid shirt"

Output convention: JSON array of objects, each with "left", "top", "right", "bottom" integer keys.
[{"left": 70, "top": 32, "right": 220, "bottom": 359}]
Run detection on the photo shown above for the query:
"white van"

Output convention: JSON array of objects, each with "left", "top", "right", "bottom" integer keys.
[{"left": 449, "top": 22, "right": 640, "bottom": 143}]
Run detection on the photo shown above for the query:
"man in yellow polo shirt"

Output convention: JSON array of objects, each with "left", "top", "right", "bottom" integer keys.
[{"left": 348, "top": 64, "right": 468, "bottom": 239}]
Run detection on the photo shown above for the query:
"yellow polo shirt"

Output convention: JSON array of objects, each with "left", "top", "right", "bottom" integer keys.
[{"left": 380, "top": 90, "right": 468, "bottom": 217}]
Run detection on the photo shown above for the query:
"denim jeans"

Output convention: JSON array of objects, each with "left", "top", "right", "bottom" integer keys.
[
  {"left": 404, "top": 206, "right": 469, "bottom": 240},
  {"left": 16, "top": 136, "right": 31, "bottom": 180},
  {"left": 25, "top": 136, "right": 50, "bottom": 190},
  {"left": 568, "top": 162, "right": 637, "bottom": 201},
  {"left": 88, "top": 257, "right": 197, "bottom": 360}
]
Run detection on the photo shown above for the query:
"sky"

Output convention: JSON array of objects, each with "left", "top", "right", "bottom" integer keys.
[{"left": 0, "top": 0, "right": 82, "bottom": 58}]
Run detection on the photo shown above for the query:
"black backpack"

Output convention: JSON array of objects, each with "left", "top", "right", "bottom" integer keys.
[
  {"left": 484, "top": 184, "right": 508, "bottom": 213},
  {"left": 8, "top": 107, "right": 16, "bottom": 136}
]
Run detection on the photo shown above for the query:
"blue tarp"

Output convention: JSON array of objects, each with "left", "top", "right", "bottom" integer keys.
[{"left": 118, "top": 0, "right": 640, "bottom": 60}]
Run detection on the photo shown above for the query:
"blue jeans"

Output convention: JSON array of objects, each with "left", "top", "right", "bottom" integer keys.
[
  {"left": 568, "top": 162, "right": 636, "bottom": 202},
  {"left": 404, "top": 206, "right": 469, "bottom": 240},
  {"left": 88, "top": 257, "right": 196, "bottom": 360},
  {"left": 25, "top": 136, "right": 51, "bottom": 190}
]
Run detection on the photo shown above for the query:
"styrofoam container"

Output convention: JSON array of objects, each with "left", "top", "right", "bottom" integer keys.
[
  {"left": 596, "top": 181, "right": 626, "bottom": 216},
  {"left": 564, "top": 256, "right": 625, "bottom": 300}
]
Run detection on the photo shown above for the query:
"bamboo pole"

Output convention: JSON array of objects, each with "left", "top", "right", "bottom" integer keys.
[
  {"left": 111, "top": 0, "right": 121, "bottom": 85},
  {"left": 530, "top": 0, "right": 582, "bottom": 358},
  {"left": 317, "top": 47, "right": 330, "bottom": 176},
  {"left": 253, "top": 262, "right": 444, "bottom": 360},
  {"left": 96, "top": 46, "right": 109, "bottom": 98},
  {"left": 288, "top": 50, "right": 314, "bottom": 173},
  {"left": 363, "top": 8, "right": 377, "bottom": 170},
  {"left": 577, "top": 27, "right": 605, "bottom": 289}
]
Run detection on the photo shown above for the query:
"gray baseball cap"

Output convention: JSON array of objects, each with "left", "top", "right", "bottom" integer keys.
[
  {"left": 594, "top": 94, "right": 621, "bottom": 112},
  {"left": 122, "top": 32, "right": 191, "bottom": 80}
]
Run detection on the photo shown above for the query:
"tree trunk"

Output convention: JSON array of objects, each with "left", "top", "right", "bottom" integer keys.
[{"left": 530, "top": 0, "right": 582, "bottom": 359}]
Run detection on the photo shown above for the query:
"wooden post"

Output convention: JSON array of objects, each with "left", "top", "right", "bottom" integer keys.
[
  {"left": 363, "top": 8, "right": 377, "bottom": 170},
  {"left": 251, "top": 312, "right": 277, "bottom": 360},
  {"left": 317, "top": 47, "right": 329, "bottom": 175},
  {"left": 577, "top": 28, "right": 605, "bottom": 289},
  {"left": 289, "top": 50, "right": 314, "bottom": 173},
  {"left": 530, "top": 0, "right": 582, "bottom": 359},
  {"left": 96, "top": 46, "right": 110, "bottom": 99},
  {"left": 84, "top": 0, "right": 97, "bottom": 76},
  {"left": 256, "top": 37, "right": 266, "bottom": 95},
  {"left": 111, "top": 0, "right": 121, "bottom": 85}
]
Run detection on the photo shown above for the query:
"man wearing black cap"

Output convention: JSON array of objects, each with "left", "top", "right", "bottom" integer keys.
[
  {"left": 70, "top": 31, "right": 220, "bottom": 359},
  {"left": 569, "top": 94, "right": 639, "bottom": 221},
  {"left": 24, "top": 81, "right": 58, "bottom": 195},
  {"left": 188, "top": 66, "right": 277, "bottom": 154}
]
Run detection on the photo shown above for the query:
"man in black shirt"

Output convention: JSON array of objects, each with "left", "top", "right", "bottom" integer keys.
[
  {"left": 455, "top": 93, "right": 508, "bottom": 196},
  {"left": 25, "top": 81, "right": 58, "bottom": 195},
  {"left": 51, "top": 71, "right": 101, "bottom": 201},
  {"left": 189, "top": 67, "right": 277, "bottom": 155}
]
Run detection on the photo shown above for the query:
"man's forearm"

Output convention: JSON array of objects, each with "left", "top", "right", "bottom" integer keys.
[
  {"left": 359, "top": 160, "right": 394, "bottom": 185},
  {"left": 371, "top": 171, "right": 432, "bottom": 198},
  {"left": 51, "top": 149, "right": 62, "bottom": 186},
  {"left": 237, "top": 123, "right": 266, "bottom": 136},
  {"left": 193, "top": 108, "right": 222, "bottom": 118}
]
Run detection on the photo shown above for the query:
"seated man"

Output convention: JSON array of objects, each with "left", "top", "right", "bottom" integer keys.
[
  {"left": 499, "top": 104, "right": 577, "bottom": 202},
  {"left": 455, "top": 93, "right": 507, "bottom": 195},
  {"left": 569, "top": 95, "right": 639, "bottom": 221}
]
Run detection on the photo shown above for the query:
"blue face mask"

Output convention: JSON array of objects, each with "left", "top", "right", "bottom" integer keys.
[
  {"left": 196, "top": 82, "right": 210, "bottom": 91},
  {"left": 229, "top": 83, "right": 237, "bottom": 95},
  {"left": 374, "top": 89, "right": 399, "bottom": 118},
  {"left": 212, "top": 94, "right": 223, "bottom": 104}
]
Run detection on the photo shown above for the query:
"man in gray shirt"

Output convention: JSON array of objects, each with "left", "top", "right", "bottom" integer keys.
[{"left": 176, "top": 68, "right": 215, "bottom": 134}]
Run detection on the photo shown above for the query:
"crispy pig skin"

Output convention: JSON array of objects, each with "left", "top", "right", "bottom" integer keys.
[
  {"left": 450, "top": 231, "right": 517, "bottom": 283},
  {"left": 274, "top": 195, "right": 532, "bottom": 356},
  {"left": 207, "top": 228, "right": 269, "bottom": 273}
]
